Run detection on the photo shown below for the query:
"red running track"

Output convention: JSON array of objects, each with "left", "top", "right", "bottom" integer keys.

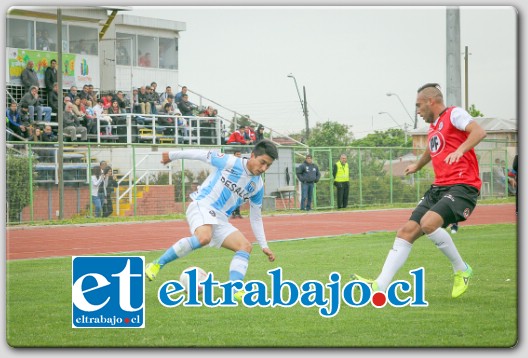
[{"left": 6, "top": 204, "right": 516, "bottom": 260}]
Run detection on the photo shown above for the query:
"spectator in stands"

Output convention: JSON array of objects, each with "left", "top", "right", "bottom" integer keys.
[
  {"left": 91, "top": 166, "right": 105, "bottom": 218},
  {"left": 102, "top": 166, "right": 118, "bottom": 218},
  {"left": 63, "top": 102, "right": 87, "bottom": 142},
  {"left": 150, "top": 82, "right": 161, "bottom": 113},
  {"left": 31, "top": 127, "right": 42, "bottom": 142},
  {"left": 175, "top": 86, "right": 188, "bottom": 104},
  {"left": 37, "top": 124, "right": 58, "bottom": 161},
  {"left": 199, "top": 106, "right": 216, "bottom": 117},
  {"left": 256, "top": 125, "right": 265, "bottom": 143},
  {"left": 102, "top": 92, "right": 114, "bottom": 110},
  {"left": 131, "top": 88, "right": 141, "bottom": 114},
  {"left": 71, "top": 97, "right": 86, "bottom": 125},
  {"left": 161, "top": 94, "right": 178, "bottom": 114},
  {"left": 19, "top": 86, "right": 52, "bottom": 123},
  {"left": 44, "top": 59, "right": 57, "bottom": 104},
  {"left": 145, "top": 85, "right": 158, "bottom": 115},
  {"left": 138, "top": 86, "right": 152, "bottom": 114},
  {"left": 93, "top": 98, "right": 113, "bottom": 135},
  {"left": 116, "top": 91, "right": 129, "bottom": 112},
  {"left": 41, "top": 124, "right": 57, "bottom": 142},
  {"left": 160, "top": 102, "right": 176, "bottom": 127},
  {"left": 108, "top": 99, "right": 131, "bottom": 126},
  {"left": 176, "top": 112, "right": 189, "bottom": 137},
  {"left": 177, "top": 93, "right": 196, "bottom": 117},
  {"left": 21, "top": 61, "right": 39, "bottom": 93},
  {"left": 18, "top": 104, "right": 32, "bottom": 124},
  {"left": 84, "top": 99, "right": 96, "bottom": 134},
  {"left": 245, "top": 124, "right": 257, "bottom": 143},
  {"left": 6, "top": 102, "right": 30, "bottom": 139},
  {"left": 159, "top": 85, "right": 173, "bottom": 104},
  {"left": 63, "top": 96, "right": 72, "bottom": 110},
  {"left": 87, "top": 84, "right": 98, "bottom": 105},
  {"left": 67, "top": 86, "right": 79, "bottom": 102},
  {"left": 227, "top": 126, "right": 249, "bottom": 145},
  {"left": 78, "top": 85, "right": 91, "bottom": 101},
  {"left": 48, "top": 82, "right": 59, "bottom": 115},
  {"left": 158, "top": 103, "right": 177, "bottom": 136}
]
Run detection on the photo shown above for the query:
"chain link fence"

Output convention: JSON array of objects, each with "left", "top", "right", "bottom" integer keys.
[{"left": 5, "top": 140, "right": 516, "bottom": 225}]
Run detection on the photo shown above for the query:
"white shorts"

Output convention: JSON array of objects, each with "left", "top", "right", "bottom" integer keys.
[{"left": 186, "top": 201, "right": 238, "bottom": 248}]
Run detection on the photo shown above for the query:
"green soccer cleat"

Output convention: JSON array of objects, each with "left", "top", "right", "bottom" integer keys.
[
  {"left": 234, "top": 290, "right": 246, "bottom": 303},
  {"left": 145, "top": 262, "right": 161, "bottom": 281},
  {"left": 452, "top": 264, "right": 473, "bottom": 298},
  {"left": 351, "top": 273, "right": 380, "bottom": 291}
]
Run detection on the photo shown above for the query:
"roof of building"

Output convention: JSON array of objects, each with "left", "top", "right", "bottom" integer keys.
[{"left": 411, "top": 117, "right": 517, "bottom": 135}]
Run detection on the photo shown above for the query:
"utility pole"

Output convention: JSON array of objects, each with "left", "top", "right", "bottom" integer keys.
[
  {"left": 287, "top": 73, "right": 310, "bottom": 142},
  {"left": 446, "top": 7, "right": 462, "bottom": 107},
  {"left": 57, "top": 8, "right": 64, "bottom": 219},
  {"left": 303, "top": 85, "right": 310, "bottom": 141},
  {"left": 464, "top": 45, "right": 469, "bottom": 111}
]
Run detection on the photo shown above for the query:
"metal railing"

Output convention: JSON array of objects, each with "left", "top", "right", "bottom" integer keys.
[{"left": 5, "top": 141, "right": 516, "bottom": 225}]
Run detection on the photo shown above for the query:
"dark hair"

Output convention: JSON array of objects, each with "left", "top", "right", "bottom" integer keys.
[
  {"left": 417, "top": 83, "right": 443, "bottom": 102},
  {"left": 103, "top": 166, "right": 112, "bottom": 174},
  {"left": 253, "top": 139, "right": 278, "bottom": 160},
  {"left": 417, "top": 83, "right": 441, "bottom": 93}
]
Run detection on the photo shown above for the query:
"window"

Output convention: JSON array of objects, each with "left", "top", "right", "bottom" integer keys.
[
  {"left": 7, "top": 18, "right": 34, "bottom": 49},
  {"left": 35, "top": 22, "right": 58, "bottom": 51},
  {"left": 69, "top": 25, "right": 98, "bottom": 55},
  {"left": 137, "top": 35, "right": 157, "bottom": 68},
  {"left": 159, "top": 37, "right": 178, "bottom": 70},
  {"left": 116, "top": 33, "right": 135, "bottom": 66}
]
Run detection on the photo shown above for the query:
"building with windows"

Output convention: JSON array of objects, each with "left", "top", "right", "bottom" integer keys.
[{"left": 6, "top": 6, "right": 185, "bottom": 103}]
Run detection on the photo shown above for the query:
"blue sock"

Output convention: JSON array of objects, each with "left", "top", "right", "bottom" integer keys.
[
  {"left": 158, "top": 236, "right": 202, "bottom": 267},
  {"left": 229, "top": 250, "right": 250, "bottom": 281}
]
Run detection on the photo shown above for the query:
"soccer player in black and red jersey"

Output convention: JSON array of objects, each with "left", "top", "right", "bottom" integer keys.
[{"left": 353, "top": 83, "right": 487, "bottom": 298}]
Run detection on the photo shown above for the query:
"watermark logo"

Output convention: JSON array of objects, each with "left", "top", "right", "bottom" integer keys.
[
  {"left": 157, "top": 267, "right": 428, "bottom": 318},
  {"left": 72, "top": 256, "right": 145, "bottom": 328}
]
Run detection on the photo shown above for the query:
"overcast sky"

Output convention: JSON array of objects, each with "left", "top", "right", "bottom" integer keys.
[{"left": 127, "top": 5, "right": 516, "bottom": 139}]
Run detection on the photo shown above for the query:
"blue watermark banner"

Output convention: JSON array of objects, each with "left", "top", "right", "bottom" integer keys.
[{"left": 72, "top": 256, "right": 145, "bottom": 328}]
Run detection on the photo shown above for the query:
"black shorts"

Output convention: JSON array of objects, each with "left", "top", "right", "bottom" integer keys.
[{"left": 409, "top": 184, "right": 479, "bottom": 228}]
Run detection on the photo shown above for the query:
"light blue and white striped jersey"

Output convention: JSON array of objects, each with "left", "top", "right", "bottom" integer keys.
[
  {"left": 168, "top": 149, "right": 264, "bottom": 216},
  {"left": 168, "top": 149, "right": 269, "bottom": 248}
]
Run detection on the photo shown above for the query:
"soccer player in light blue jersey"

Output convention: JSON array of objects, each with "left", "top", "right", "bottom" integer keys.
[{"left": 145, "top": 140, "right": 278, "bottom": 292}]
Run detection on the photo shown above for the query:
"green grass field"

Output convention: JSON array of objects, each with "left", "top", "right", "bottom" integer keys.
[{"left": 6, "top": 223, "right": 517, "bottom": 348}]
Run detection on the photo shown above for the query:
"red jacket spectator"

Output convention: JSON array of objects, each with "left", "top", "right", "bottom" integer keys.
[
  {"left": 227, "top": 127, "right": 247, "bottom": 145},
  {"left": 245, "top": 125, "right": 257, "bottom": 142},
  {"left": 102, "top": 93, "right": 113, "bottom": 110}
]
